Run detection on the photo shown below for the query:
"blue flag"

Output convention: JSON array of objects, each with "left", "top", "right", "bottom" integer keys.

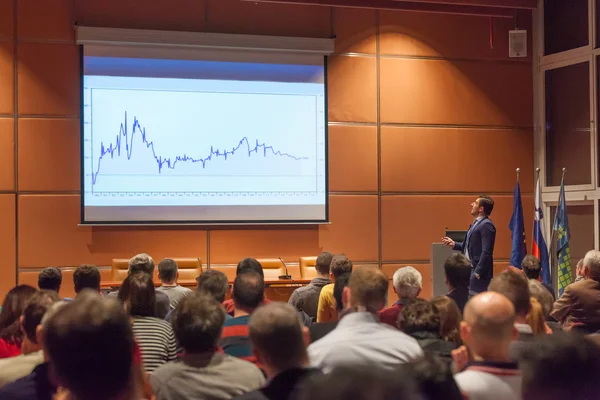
[
  {"left": 509, "top": 181, "right": 526, "bottom": 268},
  {"left": 554, "top": 178, "right": 572, "bottom": 296}
]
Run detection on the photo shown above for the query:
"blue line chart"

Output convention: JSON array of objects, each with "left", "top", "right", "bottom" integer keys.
[{"left": 91, "top": 112, "right": 309, "bottom": 186}]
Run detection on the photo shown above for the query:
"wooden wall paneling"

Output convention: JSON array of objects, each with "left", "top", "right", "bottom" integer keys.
[
  {"left": 328, "top": 56, "right": 377, "bottom": 123},
  {"left": 18, "top": 0, "right": 75, "bottom": 41},
  {"left": 0, "top": 41, "right": 14, "bottom": 115},
  {"left": 0, "top": 194, "right": 16, "bottom": 301},
  {"left": 333, "top": 7, "right": 377, "bottom": 54},
  {"left": 0, "top": 118, "right": 15, "bottom": 191},
  {"left": 0, "top": 0, "right": 14, "bottom": 39}
]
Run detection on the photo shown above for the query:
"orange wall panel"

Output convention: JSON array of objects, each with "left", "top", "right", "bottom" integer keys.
[
  {"left": 328, "top": 56, "right": 377, "bottom": 123},
  {"left": 18, "top": 118, "right": 79, "bottom": 191},
  {"left": 328, "top": 125, "right": 378, "bottom": 192},
  {"left": 18, "top": 0, "right": 75, "bottom": 41},
  {"left": 17, "top": 43, "right": 80, "bottom": 116},
  {"left": 319, "top": 195, "right": 379, "bottom": 262},
  {"left": 0, "top": 0, "right": 13, "bottom": 39},
  {"left": 380, "top": 58, "right": 533, "bottom": 127},
  {"left": 0, "top": 194, "right": 16, "bottom": 300},
  {"left": 0, "top": 118, "right": 14, "bottom": 190},
  {"left": 0, "top": 41, "right": 14, "bottom": 115},
  {"left": 381, "top": 127, "right": 533, "bottom": 193},
  {"left": 333, "top": 7, "right": 377, "bottom": 54}
]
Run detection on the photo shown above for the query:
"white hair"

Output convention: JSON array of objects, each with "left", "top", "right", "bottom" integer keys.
[
  {"left": 583, "top": 250, "right": 600, "bottom": 278},
  {"left": 392, "top": 266, "right": 422, "bottom": 298}
]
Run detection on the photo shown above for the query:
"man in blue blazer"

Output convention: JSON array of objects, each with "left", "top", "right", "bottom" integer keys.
[{"left": 442, "top": 195, "right": 496, "bottom": 295}]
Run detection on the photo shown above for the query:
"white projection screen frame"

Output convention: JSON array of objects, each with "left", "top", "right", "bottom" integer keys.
[{"left": 76, "top": 27, "right": 333, "bottom": 225}]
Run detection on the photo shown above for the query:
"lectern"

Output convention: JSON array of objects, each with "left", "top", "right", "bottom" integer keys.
[{"left": 431, "top": 243, "right": 458, "bottom": 297}]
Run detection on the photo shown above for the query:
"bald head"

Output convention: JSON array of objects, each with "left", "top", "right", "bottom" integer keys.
[{"left": 463, "top": 292, "right": 516, "bottom": 343}]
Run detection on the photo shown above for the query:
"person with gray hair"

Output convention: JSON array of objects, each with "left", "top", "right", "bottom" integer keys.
[
  {"left": 551, "top": 249, "right": 600, "bottom": 333},
  {"left": 575, "top": 258, "right": 585, "bottom": 282},
  {"left": 156, "top": 258, "right": 192, "bottom": 310},
  {"left": 379, "top": 266, "right": 422, "bottom": 328}
]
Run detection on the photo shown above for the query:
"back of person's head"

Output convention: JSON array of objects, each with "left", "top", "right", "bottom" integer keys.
[
  {"left": 21, "top": 290, "right": 60, "bottom": 345},
  {"left": 431, "top": 296, "right": 462, "bottom": 344},
  {"left": 315, "top": 252, "right": 334, "bottom": 276},
  {"left": 348, "top": 266, "right": 388, "bottom": 312},
  {"left": 576, "top": 258, "right": 585, "bottom": 275},
  {"left": 330, "top": 254, "right": 353, "bottom": 279},
  {"left": 73, "top": 264, "right": 101, "bottom": 294},
  {"left": 520, "top": 333, "right": 600, "bottom": 400},
  {"left": 488, "top": 270, "right": 531, "bottom": 317},
  {"left": 196, "top": 270, "right": 229, "bottom": 303},
  {"left": 443, "top": 253, "right": 471, "bottom": 289},
  {"left": 333, "top": 272, "right": 351, "bottom": 312},
  {"left": 583, "top": 249, "right": 600, "bottom": 281},
  {"left": 172, "top": 292, "right": 224, "bottom": 354},
  {"left": 249, "top": 302, "right": 307, "bottom": 373},
  {"left": 405, "top": 353, "right": 464, "bottom": 400},
  {"left": 521, "top": 255, "right": 542, "bottom": 280},
  {"left": 118, "top": 273, "right": 156, "bottom": 317},
  {"left": 525, "top": 297, "right": 547, "bottom": 336},
  {"left": 528, "top": 279, "right": 553, "bottom": 318},
  {"left": 157, "top": 258, "right": 178, "bottom": 283},
  {"left": 393, "top": 266, "right": 422, "bottom": 299},
  {"left": 399, "top": 298, "right": 441, "bottom": 334},
  {"left": 128, "top": 253, "right": 155, "bottom": 276},
  {"left": 38, "top": 267, "right": 62, "bottom": 292},
  {"left": 236, "top": 258, "right": 264, "bottom": 277},
  {"left": 478, "top": 195, "right": 494, "bottom": 216},
  {"left": 0, "top": 285, "right": 37, "bottom": 343},
  {"left": 233, "top": 271, "right": 264, "bottom": 311},
  {"left": 43, "top": 290, "right": 135, "bottom": 400}
]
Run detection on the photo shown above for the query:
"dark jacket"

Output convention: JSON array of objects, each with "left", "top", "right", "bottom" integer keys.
[
  {"left": 234, "top": 368, "right": 322, "bottom": 400},
  {"left": 409, "top": 331, "right": 457, "bottom": 366},
  {"left": 453, "top": 217, "right": 496, "bottom": 293},
  {"left": 446, "top": 287, "right": 470, "bottom": 314}
]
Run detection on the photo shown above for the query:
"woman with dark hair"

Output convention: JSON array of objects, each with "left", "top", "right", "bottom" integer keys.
[
  {"left": 118, "top": 274, "right": 176, "bottom": 373},
  {"left": 431, "top": 296, "right": 462, "bottom": 345},
  {"left": 0, "top": 285, "right": 37, "bottom": 359}
]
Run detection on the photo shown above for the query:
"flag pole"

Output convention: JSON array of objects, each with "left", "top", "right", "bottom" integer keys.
[
  {"left": 549, "top": 168, "right": 566, "bottom": 249},
  {"left": 516, "top": 167, "right": 520, "bottom": 182}
]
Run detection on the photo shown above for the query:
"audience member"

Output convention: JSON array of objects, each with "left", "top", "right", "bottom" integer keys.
[
  {"left": 196, "top": 269, "right": 230, "bottom": 304},
  {"left": 222, "top": 258, "right": 270, "bottom": 316},
  {"left": 431, "top": 296, "right": 462, "bottom": 344},
  {"left": 0, "top": 291, "right": 59, "bottom": 388},
  {"left": 551, "top": 249, "right": 600, "bottom": 333},
  {"left": 316, "top": 255, "right": 353, "bottom": 323},
  {"left": 151, "top": 293, "right": 264, "bottom": 399},
  {"left": 443, "top": 253, "right": 471, "bottom": 313},
  {"left": 453, "top": 292, "right": 521, "bottom": 400},
  {"left": 405, "top": 353, "right": 464, "bottom": 400},
  {"left": 308, "top": 266, "right": 422, "bottom": 372},
  {"left": 308, "top": 272, "right": 350, "bottom": 343},
  {"left": 521, "top": 255, "right": 554, "bottom": 299},
  {"left": 528, "top": 279, "right": 559, "bottom": 332},
  {"left": 220, "top": 271, "right": 265, "bottom": 364},
  {"left": 575, "top": 258, "right": 585, "bottom": 283},
  {"left": 236, "top": 303, "right": 320, "bottom": 400},
  {"left": 488, "top": 270, "right": 532, "bottom": 360},
  {"left": 156, "top": 258, "right": 192, "bottom": 310},
  {"left": 378, "top": 266, "right": 422, "bottom": 327},
  {"left": 107, "top": 253, "right": 170, "bottom": 318},
  {"left": 118, "top": 273, "right": 177, "bottom": 373},
  {"left": 288, "top": 252, "right": 332, "bottom": 320},
  {"left": 525, "top": 297, "right": 547, "bottom": 336},
  {"left": 519, "top": 333, "right": 600, "bottom": 400},
  {"left": 73, "top": 265, "right": 101, "bottom": 295},
  {"left": 0, "top": 285, "right": 37, "bottom": 359},
  {"left": 398, "top": 298, "right": 456, "bottom": 364},
  {"left": 37, "top": 268, "right": 62, "bottom": 294}
]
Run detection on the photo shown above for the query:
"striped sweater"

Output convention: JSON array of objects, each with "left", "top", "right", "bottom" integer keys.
[{"left": 132, "top": 316, "right": 177, "bottom": 373}]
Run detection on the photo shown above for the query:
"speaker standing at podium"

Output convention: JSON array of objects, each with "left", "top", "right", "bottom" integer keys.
[{"left": 442, "top": 195, "right": 496, "bottom": 295}]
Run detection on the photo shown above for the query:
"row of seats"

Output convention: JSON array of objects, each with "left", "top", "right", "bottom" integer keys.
[{"left": 111, "top": 256, "right": 319, "bottom": 282}]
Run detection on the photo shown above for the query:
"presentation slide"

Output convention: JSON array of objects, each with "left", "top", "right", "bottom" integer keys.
[{"left": 81, "top": 56, "right": 327, "bottom": 223}]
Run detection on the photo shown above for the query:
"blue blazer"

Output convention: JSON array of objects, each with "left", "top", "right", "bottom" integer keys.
[{"left": 453, "top": 217, "right": 496, "bottom": 281}]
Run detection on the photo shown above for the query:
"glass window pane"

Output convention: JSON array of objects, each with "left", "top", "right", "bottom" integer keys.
[
  {"left": 545, "top": 62, "right": 591, "bottom": 186},
  {"left": 544, "top": 0, "right": 588, "bottom": 55}
]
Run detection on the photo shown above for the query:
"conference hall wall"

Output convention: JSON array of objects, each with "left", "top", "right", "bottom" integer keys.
[{"left": 0, "top": 0, "right": 534, "bottom": 301}]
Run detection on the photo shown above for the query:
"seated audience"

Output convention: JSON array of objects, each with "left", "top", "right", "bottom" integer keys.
[
  {"left": 551, "top": 249, "right": 600, "bottom": 333},
  {"left": 236, "top": 303, "right": 321, "bottom": 400},
  {"left": 526, "top": 297, "right": 548, "bottom": 336},
  {"left": 398, "top": 299, "right": 457, "bottom": 364},
  {"left": 521, "top": 255, "right": 554, "bottom": 299},
  {"left": 196, "top": 269, "right": 231, "bottom": 319},
  {"left": 73, "top": 264, "right": 101, "bottom": 295},
  {"left": 220, "top": 271, "right": 265, "bottom": 364},
  {"left": 378, "top": 266, "right": 422, "bottom": 327},
  {"left": 118, "top": 273, "right": 177, "bottom": 373},
  {"left": 519, "top": 333, "right": 600, "bottom": 400},
  {"left": 443, "top": 253, "right": 471, "bottom": 313},
  {"left": 316, "top": 255, "right": 353, "bottom": 323},
  {"left": 528, "top": 279, "right": 559, "bottom": 332},
  {"left": 575, "top": 258, "right": 585, "bottom": 283},
  {"left": 288, "top": 252, "right": 332, "bottom": 320},
  {"left": 308, "top": 266, "right": 422, "bottom": 372},
  {"left": 430, "top": 296, "right": 462, "bottom": 344},
  {"left": 37, "top": 267, "right": 62, "bottom": 294},
  {"left": 150, "top": 293, "right": 264, "bottom": 399},
  {"left": 488, "top": 270, "right": 532, "bottom": 360},
  {"left": 308, "top": 272, "right": 351, "bottom": 343},
  {"left": 107, "top": 253, "right": 170, "bottom": 319},
  {"left": 0, "top": 291, "right": 59, "bottom": 388},
  {"left": 0, "top": 285, "right": 37, "bottom": 359},
  {"left": 222, "top": 258, "right": 270, "bottom": 316},
  {"left": 405, "top": 353, "right": 464, "bottom": 400},
  {"left": 453, "top": 292, "right": 521, "bottom": 400},
  {"left": 156, "top": 258, "right": 192, "bottom": 310}
]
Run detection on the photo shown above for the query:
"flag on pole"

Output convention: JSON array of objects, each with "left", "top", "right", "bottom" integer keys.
[
  {"left": 532, "top": 175, "right": 551, "bottom": 285},
  {"left": 509, "top": 180, "right": 526, "bottom": 268},
  {"left": 554, "top": 177, "right": 572, "bottom": 296}
]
